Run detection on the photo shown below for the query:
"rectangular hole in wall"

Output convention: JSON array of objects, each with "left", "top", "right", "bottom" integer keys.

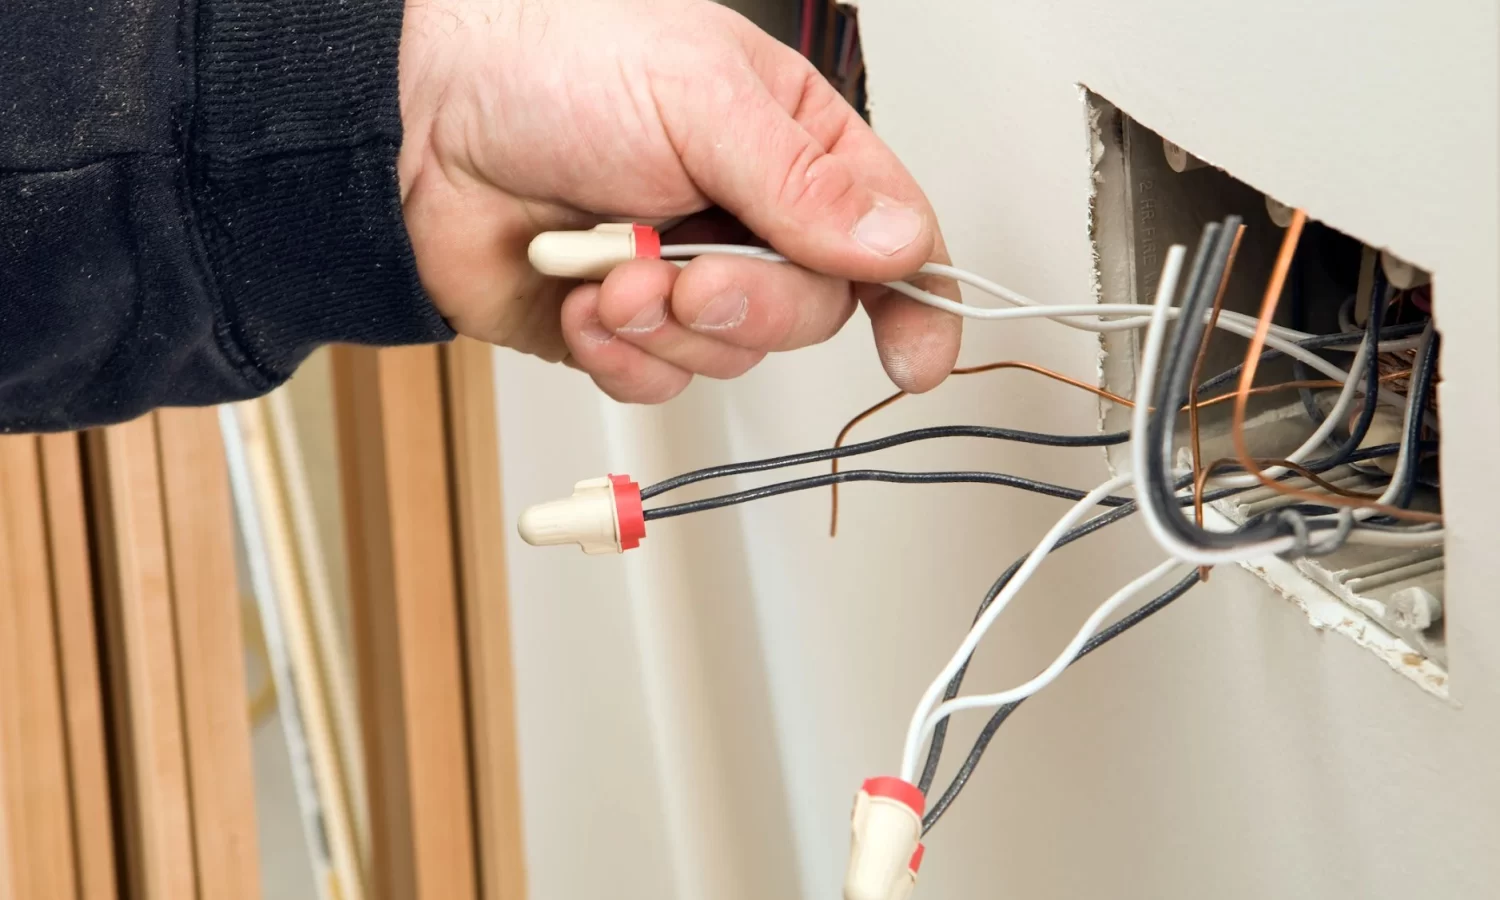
[{"left": 1085, "top": 91, "right": 1446, "bottom": 689}]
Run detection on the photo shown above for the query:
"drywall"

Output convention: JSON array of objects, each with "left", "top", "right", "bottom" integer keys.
[{"left": 496, "top": 2, "right": 1500, "bottom": 898}]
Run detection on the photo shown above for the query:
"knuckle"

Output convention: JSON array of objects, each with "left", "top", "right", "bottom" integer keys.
[{"left": 771, "top": 144, "right": 859, "bottom": 223}]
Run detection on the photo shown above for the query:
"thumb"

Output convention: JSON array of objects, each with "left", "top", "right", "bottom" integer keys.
[{"left": 667, "top": 40, "right": 937, "bottom": 283}]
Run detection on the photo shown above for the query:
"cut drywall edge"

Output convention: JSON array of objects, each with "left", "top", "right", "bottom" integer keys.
[
  {"left": 1202, "top": 506, "right": 1451, "bottom": 701},
  {"left": 1082, "top": 88, "right": 1113, "bottom": 443},
  {"left": 1082, "top": 89, "right": 1138, "bottom": 473}
]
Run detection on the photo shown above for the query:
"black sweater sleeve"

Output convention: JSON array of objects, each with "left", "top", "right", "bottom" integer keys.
[{"left": 0, "top": 0, "right": 453, "bottom": 432}]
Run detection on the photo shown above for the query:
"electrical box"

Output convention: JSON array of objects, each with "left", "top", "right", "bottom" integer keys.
[{"left": 1086, "top": 93, "right": 1446, "bottom": 690}]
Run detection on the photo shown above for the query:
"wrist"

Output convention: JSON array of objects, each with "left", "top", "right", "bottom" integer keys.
[{"left": 396, "top": 0, "right": 441, "bottom": 203}]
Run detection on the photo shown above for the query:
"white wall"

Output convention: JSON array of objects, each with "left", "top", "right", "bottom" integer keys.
[{"left": 497, "top": 2, "right": 1500, "bottom": 897}]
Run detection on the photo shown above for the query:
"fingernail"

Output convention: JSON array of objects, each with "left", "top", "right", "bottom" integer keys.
[
  {"left": 616, "top": 299, "right": 668, "bottom": 334},
  {"left": 854, "top": 200, "right": 922, "bottom": 257},
  {"left": 692, "top": 287, "right": 748, "bottom": 331},
  {"left": 580, "top": 317, "right": 615, "bottom": 344}
]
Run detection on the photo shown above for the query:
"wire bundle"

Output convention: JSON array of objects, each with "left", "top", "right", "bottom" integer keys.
[{"left": 630, "top": 219, "right": 1443, "bottom": 849}]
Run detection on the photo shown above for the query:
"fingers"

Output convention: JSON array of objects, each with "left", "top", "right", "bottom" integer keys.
[
  {"left": 660, "top": 200, "right": 960, "bottom": 392},
  {"left": 860, "top": 272, "right": 964, "bottom": 393},
  {"left": 562, "top": 254, "right": 862, "bottom": 402},
  {"left": 666, "top": 27, "right": 936, "bottom": 285},
  {"left": 560, "top": 284, "right": 693, "bottom": 404},
  {"left": 594, "top": 261, "right": 766, "bottom": 379},
  {"left": 658, "top": 21, "right": 961, "bottom": 391},
  {"left": 598, "top": 254, "right": 853, "bottom": 366},
  {"left": 566, "top": 246, "right": 957, "bottom": 399},
  {"left": 667, "top": 255, "right": 856, "bottom": 353},
  {"left": 859, "top": 223, "right": 963, "bottom": 393}
]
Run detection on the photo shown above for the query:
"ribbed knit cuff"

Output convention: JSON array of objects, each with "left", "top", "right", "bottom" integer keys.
[{"left": 187, "top": 0, "right": 452, "bottom": 385}]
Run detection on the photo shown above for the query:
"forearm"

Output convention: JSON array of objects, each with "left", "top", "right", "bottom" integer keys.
[{"left": 0, "top": 0, "right": 451, "bottom": 432}]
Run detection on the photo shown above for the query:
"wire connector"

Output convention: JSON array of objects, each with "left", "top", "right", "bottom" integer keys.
[
  {"left": 516, "top": 474, "right": 646, "bottom": 554},
  {"left": 845, "top": 777, "right": 925, "bottom": 900},
  {"left": 527, "top": 223, "right": 661, "bottom": 280}
]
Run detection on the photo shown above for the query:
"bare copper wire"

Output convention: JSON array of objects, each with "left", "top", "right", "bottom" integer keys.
[
  {"left": 1378, "top": 350, "right": 1441, "bottom": 418},
  {"left": 1187, "top": 224, "right": 1246, "bottom": 580},
  {"left": 1376, "top": 289, "right": 1440, "bottom": 414},
  {"left": 827, "top": 362, "right": 1135, "bottom": 536},
  {"left": 826, "top": 361, "right": 1409, "bottom": 536},
  {"left": 1194, "top": 457, "right": 1387, "bottom": 508},
  {"left": 1230, "top": 208, "right": 1442, "bottom": 524}
]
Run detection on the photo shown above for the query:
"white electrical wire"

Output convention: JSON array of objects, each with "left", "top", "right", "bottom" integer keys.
[
  {"left": 1129, "top": 249, "right": 1443, "bottom": 563},
  {"left": 897, "top": 470, "right": 1134, "bottom": 782},
  {"left": 661, "top": 243, "right": 1286, "bottom": 334},
  {"left": 1332, "top": 322, "right": 1443, "bottom": 547},
  {"left": 666, "top": 241, "right": 1440, "bottom": 556},
  {"left": 1129, "top": 246, "right": 1323, "bottom": 564},
  {"left": 1131, "top": 247, "right": 1313, "bottom": 560},
  {"left": 663, "top": 243, "right": 1294, "bottom": 335},
  {"left": 916, "top": 556, "right": 1186, "bottom": 738},
  {"left": 660, "top": 243, "right": 1411, "bottom": 410},
  {"left": 1338, "top": 294, "right": 1360, "bottom": 334},
  {"left": 1367, "top": 322, "right": 1436, "bottom": 509},
  {"left": 876, "top": 240, "right": 1441, "bottom": 781}
]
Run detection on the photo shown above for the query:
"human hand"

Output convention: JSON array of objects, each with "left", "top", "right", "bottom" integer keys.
[{"left": 398, "top": 0, "right": 961, "bottom": 402}]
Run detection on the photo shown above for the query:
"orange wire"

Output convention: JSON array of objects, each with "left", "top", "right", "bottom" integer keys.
[
  {"left": 1187, "top": 225, "right": 1246, "bottom": 580},
  {"left": 1194, "top": 457, "right": 1387, "bottom": 507},
  {"left": 1230, "top": 209, "right": 1442, "bottom": 524},
  {"left": 827, "top": 362, "right": 1413, "bottom": 536},
  {"left": 827, "top": 362, "right": 1134, "bottom": 536}
]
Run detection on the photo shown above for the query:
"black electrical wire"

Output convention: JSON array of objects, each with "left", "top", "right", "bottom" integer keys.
[
  {"left": 1141, "top": 217, "right": 1312, "bottom": 552},
  {"left": 914, "top": 486, "right": 1236, "bottom": 800},
  {"left": 1191, "top": 318, "right": 1423, "bottom": 397},
  {"left": 1160, "top": 219, "right": 1240, "bottom": 413},
  {"left": 638, "top": 425, "right": 1128, "bottom": 501},
  {"left": 1142, "top": 217, "right": 1394, "bottom": 556},
  {"left": 913, "top": 442, "right": 1412, "bottom": 830},
  {"left": 642, "top": 469, "right": 1135, "bottom": 521},
  {"left": 641, "top": 321, "right": 1428, "bottom": 508},
  {"left": 921, "top": 569, "right": 1203, "bottom": 834},
  {"left": 641, "top": 231, "right": 1417, "bottom": 551},
  {"left": 913, "top": 503, "right": 1138, "bottom": 797},
  {"left": 1188, "top": 268, "right": 1393, "bottom": 494},
  {"left": 645, "top": 439, "right": 1426, "bottom": 524},
  {"left": 1158, "top": 266, "right": 1406, "bottom": 553},
  {"left": 631, "top": 235, "right": 1433, "bottom": 835},
  {"left": 645, "top": 227, "right": 1429, "bottom": 829},
  {"left": 1388, "top": 325, "right": 1440, "bottom": 511},
  {"left": 1317, "top": 266, "right": 1391, "bottom": 467}
]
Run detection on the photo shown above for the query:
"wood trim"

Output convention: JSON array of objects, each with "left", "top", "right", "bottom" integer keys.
[
  {"left": 155, "top": 408, "right": 263, "bottom": 900},
  {"left": 37, "top": 433, "right": 119, "bottom": 900},
  {"left": 0, "top": 436, "right": 81, "bottom": 899},
  {"left": 333, "top": 345, "right": 479, "bottom": 900},
  {"left": 236, "top": 400, "right": 364, "bottom": 900},
  {"left": 85, "top": 418, "right": 198, "bottom": 900},
  {"left": 441, "top": 338, "right": 528, "bottom": 900},
  {"left": 264, "top": 389, "right": 370, "bottom": 866}
]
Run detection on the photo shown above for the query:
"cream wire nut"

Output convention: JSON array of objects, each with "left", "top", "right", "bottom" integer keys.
[
  {"left": 845, "top": 777, "right": 926, "bottom": 900},
  {"left": 528, "top": 223, "right": 662, "bottom": 280},
  {"left": 516, "top": 475, "right": 646, "bottom": 555}
]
